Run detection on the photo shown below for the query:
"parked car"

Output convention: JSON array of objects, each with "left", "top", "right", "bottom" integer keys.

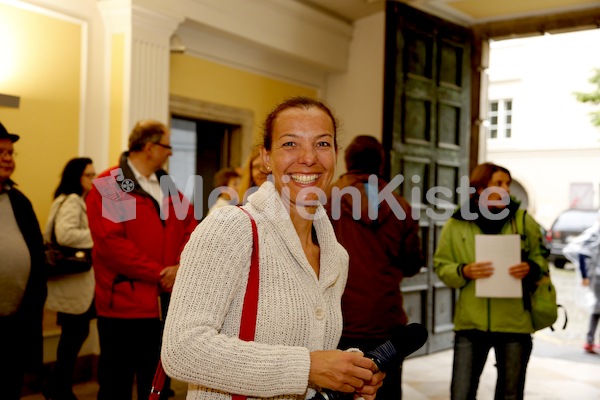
[{"left": 547, "top": 208, "right": 599, "bottom": 268}]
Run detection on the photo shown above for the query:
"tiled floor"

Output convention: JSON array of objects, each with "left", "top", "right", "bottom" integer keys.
[{"left": 403, "top": 340, "right": 600, "bottom": 400}]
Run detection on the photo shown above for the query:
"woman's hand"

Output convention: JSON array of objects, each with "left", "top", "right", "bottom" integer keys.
[
  {"left": 353, "top": 370, "right": 385, "bottom": 400},
  {"left": 463, "top": 261, "right": 494, "bottom": 280},
  {"left": 508, "top": 261, "right": 530, "bottom": 279},
  {"left": 309, "top": 350, "right": 376, "bottom": 394}
]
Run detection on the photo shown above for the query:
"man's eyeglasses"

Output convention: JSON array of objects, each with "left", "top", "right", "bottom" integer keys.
[{"left": 154, "top": 143, "right": 172, "bottom": 150}]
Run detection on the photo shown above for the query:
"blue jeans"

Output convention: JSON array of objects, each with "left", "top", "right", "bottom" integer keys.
[
  {"left": 586, "top": 313, "right": 600, "bottom": 344},
  {"left": 451, "top": 330, "right": 532, "bottom": 400}
]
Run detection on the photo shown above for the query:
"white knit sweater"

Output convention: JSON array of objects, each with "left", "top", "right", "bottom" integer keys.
[{"left": 162, "top": 181, "right": 349, "bottom": 399}]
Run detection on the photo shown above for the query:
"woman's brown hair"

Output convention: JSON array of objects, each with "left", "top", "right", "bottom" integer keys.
[
  {"left": 262, "top": 96, "right": 338, "bottom": 151},
  {"left": 469, "top": 162, "right": 511, "bottom": 194}
]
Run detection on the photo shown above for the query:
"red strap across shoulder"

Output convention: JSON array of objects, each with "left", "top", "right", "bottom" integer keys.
[
  {"left": 236, "top": 207, "right": 260, "bottom": 343},
  {"left": 232, "top": 206, "right": 260, "bottom": 400},
  {"left": 150, "top": 207, "right": 260, "bottom": 400}
]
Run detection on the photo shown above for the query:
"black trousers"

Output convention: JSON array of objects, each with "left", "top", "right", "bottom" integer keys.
[
  {"left": 0, "top": 315, "right": 26, "bottom": 400},
  {"left": 96, "top": 317, "right": 168, "bottom": 400},
  {"left": 338, "top": 336, "right": 403, "bottom": 400},
  {"left": 46, "top": 305, "right": 95, "bottom": 397}
]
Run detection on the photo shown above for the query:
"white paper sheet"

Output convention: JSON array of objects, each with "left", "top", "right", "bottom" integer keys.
[{"left": 475, "top": 234, "right": 522, "bottom": 298}]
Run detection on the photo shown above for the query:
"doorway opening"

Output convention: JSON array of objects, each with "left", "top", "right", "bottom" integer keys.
[
  {"left": 169, "top": 95, "right": 254, "bottom": 219},
  {"left": 169, "top": 116, "right": 240, "bottom": 218}
]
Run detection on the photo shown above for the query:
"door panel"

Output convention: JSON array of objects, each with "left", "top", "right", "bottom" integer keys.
[{"left": 384, "top": 2, "right": 474, "bottom": 353}]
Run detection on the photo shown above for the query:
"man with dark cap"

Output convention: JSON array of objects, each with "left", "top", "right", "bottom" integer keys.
[
  {"left": 326, "top": 135, "right": 423, "bottom": 399},
  {"left": 0, "top": 121, "right": 47, "bottom": 399}
]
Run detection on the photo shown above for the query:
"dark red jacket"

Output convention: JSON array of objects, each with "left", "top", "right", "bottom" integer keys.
[
  {"left": 327, "top": 172, "right": 423, "bottom": 339},
  {"left": 86, "top": 154, "right": 197, "bottom": 318}
]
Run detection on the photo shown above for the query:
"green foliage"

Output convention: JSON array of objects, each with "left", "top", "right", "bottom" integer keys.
[{"left": 574, "top": 68, "right": 600, "bottom": 128}]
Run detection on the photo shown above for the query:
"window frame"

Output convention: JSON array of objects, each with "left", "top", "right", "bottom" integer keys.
[{"left": 488, "top": 99, "right": 513, "bottom": 139}]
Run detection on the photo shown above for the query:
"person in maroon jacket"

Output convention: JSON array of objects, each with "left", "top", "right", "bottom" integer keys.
[
  {"left": 86, "top": 120, "right": 197, "bottom": 400},
  {"left": 326, "top": 135, "right": 423, "bottom": 400}
]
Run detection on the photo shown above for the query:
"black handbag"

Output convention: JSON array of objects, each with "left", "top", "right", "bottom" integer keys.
[{"left": 44, "top": 198, "right": 93, "bottom": 277}]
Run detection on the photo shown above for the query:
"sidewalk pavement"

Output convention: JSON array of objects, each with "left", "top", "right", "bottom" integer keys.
[{"left": 402, "top": 333, "right": 600, "bottom": 400}]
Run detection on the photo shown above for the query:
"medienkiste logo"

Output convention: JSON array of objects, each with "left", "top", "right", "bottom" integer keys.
[
  {"left": 93, "top": 169, "right": 137, "bottom": 222},
  {"left": 93, "top": 171, "right": 513, "bottom": 222}
]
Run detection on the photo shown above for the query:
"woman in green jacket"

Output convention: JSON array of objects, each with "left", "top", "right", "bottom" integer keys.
[{"left": 434, "top": 162, "right": 548, "bottom": 400}]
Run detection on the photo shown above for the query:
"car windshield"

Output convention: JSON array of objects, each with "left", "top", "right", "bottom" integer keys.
[{"left": 553, "top": 210, "right": 597, "bottom": 232}]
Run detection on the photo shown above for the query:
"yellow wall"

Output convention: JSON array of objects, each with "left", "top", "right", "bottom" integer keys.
[
  {"left": 169, "top": 54, "right": 318, "bottom": 146},
  {"left": 0, "top": 6, "right": 318, "bottom": 226},
  {"left": 0, "top": 3, "right": 81, "bottom": 226}
]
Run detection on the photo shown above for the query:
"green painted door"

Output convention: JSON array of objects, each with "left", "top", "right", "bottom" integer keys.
[{"left": 383, "top": 1, "right": 474, "bottom": 353}]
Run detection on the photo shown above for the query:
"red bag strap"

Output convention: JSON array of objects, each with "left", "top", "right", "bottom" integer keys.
[
  {"left": 236, "top": 207, "right": 260, "bottom": 342},
  {"left": 150, "top": 207, "right": 260, "bottom": 400},
  {"left": 232, "top": 207, "right": 260, "bottom": 400},
  {"left": 149, "top": 359, "right": 167, "bottom": 400}
]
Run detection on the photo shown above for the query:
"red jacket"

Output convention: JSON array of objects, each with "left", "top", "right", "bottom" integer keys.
[{"left": 86, "top": 154, "right": 197, "bottom": 318}]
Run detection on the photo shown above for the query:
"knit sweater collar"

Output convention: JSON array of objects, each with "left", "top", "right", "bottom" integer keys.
[{"left": 247, "top": 181, "right": 343, "bottom": 288}]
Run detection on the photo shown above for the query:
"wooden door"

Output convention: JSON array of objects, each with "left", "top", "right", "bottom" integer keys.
[{"left": 383, "top": 1, "right": 475, "bottom": 353}]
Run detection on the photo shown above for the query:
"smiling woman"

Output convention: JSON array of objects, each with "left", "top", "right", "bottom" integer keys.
[
  {"left": 161, "top": 97, "right": 386, "bottom": 400},
  {"left": 261, "top": 100, "right": 337, "bottom": 216}
]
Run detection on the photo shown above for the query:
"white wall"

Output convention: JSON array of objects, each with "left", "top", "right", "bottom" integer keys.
[
  {"left": 324, "top": 11, "right": 385, "bottom": 177},
  {"left": 486, "top": 29, "right": 600, "bottom": 228}
]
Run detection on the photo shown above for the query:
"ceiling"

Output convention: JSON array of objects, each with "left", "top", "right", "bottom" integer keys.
[{"left": 299, "top": 0, "right": 600, "bottom": 27}]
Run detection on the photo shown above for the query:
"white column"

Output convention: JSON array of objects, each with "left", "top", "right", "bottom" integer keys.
[
  {"left": 130, "top": 5, "right": 182, "bottom": 126},
  {"left": 99, "top": 0, "right": 182, "bottom": 143}
]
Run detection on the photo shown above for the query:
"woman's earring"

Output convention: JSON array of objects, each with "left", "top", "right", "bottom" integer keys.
[{"left": 266, "top": 166, "right": 271, "bottom": 171}]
